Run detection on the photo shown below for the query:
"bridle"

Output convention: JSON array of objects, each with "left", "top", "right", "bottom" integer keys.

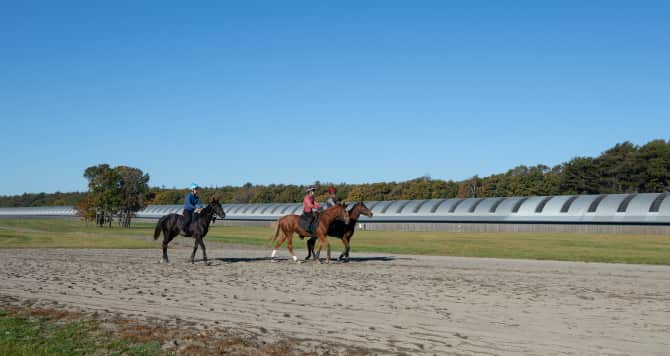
[{"left": 208, "top": 204, "right": 225, "bottom": 224}]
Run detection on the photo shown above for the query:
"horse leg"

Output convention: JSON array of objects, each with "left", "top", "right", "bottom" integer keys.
[
  {"left": 312, "top": 237, "right": 323, "bottom": 260},
  {"left": 315, "top": 234, "right": 331, "bottom": 264},
  {"left": 161, "top": 236, "right": 169, "bottom": 264},
  {"left": 271, "top": 233, "right": 288, "bottom": 260},
  {"left": 313, "top": 238, "right": 323, "bottom": 264},
  {"left": 197, "top": 237, "right": 208, "bottom": 265},
  {"left": 305, "top": 236, "right": 316, "bottom": 260},
  {"left": 342, "top": 234, "right": 352, "bottom": 262},
  {"left": 287, "top": 237, "right": 298, "bottom": 263},
  {"left": 190, "top": 238, "right": 199, "bottom": 264},
  {"left": 326, "top": 238, "right": 332, "bottom": 264},
  {"left": 338, "top": 238, "right": 347, "bottom": 262},
  {"left": 161, "top": 230, "right": 175, "bottom": 264}
]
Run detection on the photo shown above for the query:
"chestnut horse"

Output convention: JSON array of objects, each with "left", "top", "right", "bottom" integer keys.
[
  {"left": 306, "top": 202, "right": 374, "bottom": 261},
  {"left": 270, "top": 203, "right": 350, "bottom": 263},
  {"left": 153, "top": 197, "right": 225, "bottom": 265}
]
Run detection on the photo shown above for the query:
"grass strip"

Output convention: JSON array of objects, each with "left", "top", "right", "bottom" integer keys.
[
  {"left": 2, "top": 218, "right": 670, "bottom": 264},
  {"left": 0, "top": 309, "right": 163, "bottom": 356}
]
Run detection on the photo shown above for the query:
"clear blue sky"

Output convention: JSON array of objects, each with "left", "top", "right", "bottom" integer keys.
[{"left": 1, "top": 1, "right": 668, "bottom": 196}]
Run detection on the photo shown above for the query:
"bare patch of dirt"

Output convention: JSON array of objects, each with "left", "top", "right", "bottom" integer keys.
[{"left": 2, "top": 247, "right": 670, "bottom": 355}]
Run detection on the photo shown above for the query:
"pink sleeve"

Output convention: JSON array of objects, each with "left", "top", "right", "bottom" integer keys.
[{"left": 303, "top": 196, "right": 320, "bottom": 210}]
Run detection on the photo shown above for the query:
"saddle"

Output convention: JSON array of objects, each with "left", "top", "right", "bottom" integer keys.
[
  {"left": 177, "top": 211, "right": 199, "bottom": 237},
  {"left": 299, "top": 212, "right": 319, "bottom": 234}
]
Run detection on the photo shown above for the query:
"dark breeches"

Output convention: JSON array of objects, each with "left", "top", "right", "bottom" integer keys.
[{"left": 182, "top": 210, "right": 193, "bottom": 232}]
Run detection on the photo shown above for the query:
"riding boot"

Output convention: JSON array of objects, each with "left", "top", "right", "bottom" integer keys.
[
  {"left": 309, "top": 218, "right": 317, "bottom": 239},
  {"left": 181, "top": 210, "right": 193, "bottom": 236},
  {"left": 179, "top": 222, "right": 190, "bottom": 236}
]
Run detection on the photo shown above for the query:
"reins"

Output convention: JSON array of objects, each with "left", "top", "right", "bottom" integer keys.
[{"left": 197, "top": 203, "right": 224, "bottom": 224}]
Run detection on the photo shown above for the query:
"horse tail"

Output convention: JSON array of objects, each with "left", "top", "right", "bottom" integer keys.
[
  {"left": 270, "top": 220, "right": 280, "bottom": 245},
  {"left": 153, "top": 216, "right": 164, "bottom": 240}
]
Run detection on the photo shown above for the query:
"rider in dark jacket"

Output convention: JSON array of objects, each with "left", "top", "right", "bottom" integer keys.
[{"left": 182, "top": 183, "right": 203, "bottom": 235}]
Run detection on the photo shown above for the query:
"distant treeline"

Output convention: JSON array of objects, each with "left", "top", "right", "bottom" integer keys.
[
  {"left": 2, "top": 139, "right": 669, "bottom": 207},
  {"left": 0, "top": 191, "right": 86, "bottom": 207}
]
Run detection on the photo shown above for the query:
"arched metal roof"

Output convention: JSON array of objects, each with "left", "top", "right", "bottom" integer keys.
[{"left": 1, "top": 193, "right": 669, "bottom": 224}]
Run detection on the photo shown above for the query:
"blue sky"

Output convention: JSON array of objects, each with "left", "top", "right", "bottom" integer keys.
[{"left": 1, "top": 1, "right": 668, "bottom": 196}]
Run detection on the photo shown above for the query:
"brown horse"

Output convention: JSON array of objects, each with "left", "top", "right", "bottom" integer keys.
[
  {"left": 270, "top": 202, "right": 350, "bottom": 263},
  {"left": 307, "top": 202, "right": 374, "bottom": 261}
]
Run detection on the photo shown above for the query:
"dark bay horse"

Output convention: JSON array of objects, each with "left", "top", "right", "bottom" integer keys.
[
  {"left": 306, "top": 202, "right": 373, "bottom": 261},
  {"left": 153, "top": 197, "right": 225, "bottom": 264},
  {"left": 270, "top": 203, "right": 350, "bottom": 264}
]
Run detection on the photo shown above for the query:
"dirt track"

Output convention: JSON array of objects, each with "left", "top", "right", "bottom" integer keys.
[{"left": 1, "top": 246, "right": 670, "bottom": 355}]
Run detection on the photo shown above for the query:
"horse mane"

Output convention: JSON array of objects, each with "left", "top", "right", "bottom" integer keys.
[
  {"left": 348, "top": 202, "right": 363, "bottom": 214},
  {"left": 322, "top": 204, "right": 345, "bottom": 218},
  {"left": 198, "top": 203, "right": 215, "bottom": 217}
]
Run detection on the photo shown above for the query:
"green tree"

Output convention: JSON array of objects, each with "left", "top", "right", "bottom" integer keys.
[
  {"left": 638, "top": 139, "right": 670, "bottom": 192},
  {"left": 74, "top": 193, "right": 96, "bottom": 225},
  {"left": 559, "top": 157, "right": 599, "bottom": 194},
  {"left": 83, "top": 164, "right": 150, "bottom": 228},
  {"left": 84, "top": 164, "right": 122, "bottom": 226},
  {"left": 114, "top": 166, "right": 150, "bottom": 227},
  {"left": 595, "top": 141, "right": 640, "bottom": 193}
]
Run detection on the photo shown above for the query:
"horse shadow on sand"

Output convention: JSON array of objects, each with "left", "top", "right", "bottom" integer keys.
[
  {"left": 192, "top": 256, "right": 272, "bottom": 264},
  {"left": 191, "top": 255, "right": 404, "bottom": 264}
]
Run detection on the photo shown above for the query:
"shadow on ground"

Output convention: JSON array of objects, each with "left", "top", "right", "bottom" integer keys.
[{"left": 191, "top": 256, "right": 403, "bottom": 264}]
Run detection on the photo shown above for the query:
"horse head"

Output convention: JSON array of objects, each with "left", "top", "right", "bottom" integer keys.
[
  {"left": 209, "top": 197, "right": 226, "bottom": 220},
  {"left": 353, "top": 202, "right": 374, "bottom": 218}
]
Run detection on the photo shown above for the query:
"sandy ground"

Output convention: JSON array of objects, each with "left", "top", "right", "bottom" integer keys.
[{"left": 1, "top": 245, "right": 670, "bottom": 355}]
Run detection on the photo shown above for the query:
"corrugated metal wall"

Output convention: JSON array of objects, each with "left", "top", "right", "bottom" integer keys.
[{"left": 2, "top": 193, "right": 670, "bottom": 233}]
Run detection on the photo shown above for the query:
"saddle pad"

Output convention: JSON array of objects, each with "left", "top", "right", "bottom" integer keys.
[{"left": 299, "top": 214, "right": 313, "bottom": 231}]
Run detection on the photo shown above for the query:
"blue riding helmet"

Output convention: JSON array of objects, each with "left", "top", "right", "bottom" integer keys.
[
  {"left": 189, "top": 183, "right": 199, "bottom": 190},
  {"left": 306, "top": 186, "right": 316, "bottom": 192}
]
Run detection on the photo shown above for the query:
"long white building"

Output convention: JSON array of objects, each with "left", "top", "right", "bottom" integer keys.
[{"left": 2, "top": 193, "right": 669, "bottom": 234}]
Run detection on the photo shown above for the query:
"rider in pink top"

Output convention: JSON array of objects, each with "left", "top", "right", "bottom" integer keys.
[
  {"left": 302, "top": 186, "right": 320, "bottom": 236},
  {"left": 303, "top": 187, "right": 321, "bottom": 213}
]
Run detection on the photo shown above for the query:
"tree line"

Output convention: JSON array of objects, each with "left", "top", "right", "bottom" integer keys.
[
  {"left": 0, "top": 191, "right": 85, "bottom": 207},
  {"left": 1, "top": 139, "right": 669, "bottom": 209}
]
